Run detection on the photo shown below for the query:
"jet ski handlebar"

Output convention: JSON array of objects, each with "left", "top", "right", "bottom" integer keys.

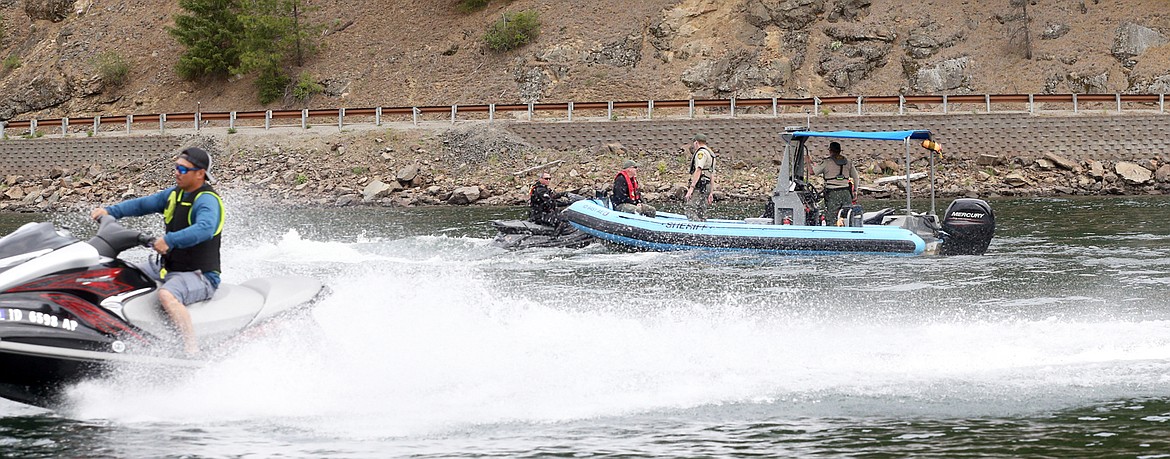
[{"left": 87, "top": 214, "right": 156, "bottom": 258}]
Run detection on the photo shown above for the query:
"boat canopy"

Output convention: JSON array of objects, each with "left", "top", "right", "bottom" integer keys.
[{"left": 791, "top": 130, "right": 932, "bottom": 141}]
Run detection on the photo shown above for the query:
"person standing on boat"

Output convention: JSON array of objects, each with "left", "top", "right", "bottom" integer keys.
[
  {"left": 684, "top": 133, "right": 716, "bottom": 221},
  {"left": 813, "top": 141, "right": 859, "bottom": 223},
  {"left": 611, "top": 159, "right": 656, "bottom": 217},
  {"left": 90, "top": 147, "right": 223, "bottom": 356},
  {"left": 529, "top": 172, "right": 570, "bottom": 232}
]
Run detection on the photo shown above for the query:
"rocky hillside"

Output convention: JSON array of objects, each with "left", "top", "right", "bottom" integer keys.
[{"left": 0, "top": 0, "right": 1168, "bottom": 122}]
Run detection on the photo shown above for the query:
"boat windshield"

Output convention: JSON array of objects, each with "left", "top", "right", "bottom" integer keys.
[{"left": 0, "top": 222, "right": 78, "bottom": 262}]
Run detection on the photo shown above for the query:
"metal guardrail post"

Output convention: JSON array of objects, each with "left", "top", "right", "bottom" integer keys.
[
  {"left": 301, "top": 109, "right": 308, "bottom": 129},
  {"left": 1115, "top": 93, "right": 1121, "bottom": 113},
  {"left": 195, "top": 111, "right": 201, "bottom": 131},
  {"left": 30, "top": 118, "right": 37, "bottom": 135},
  {"left": 942, "top": 95, "right": 948, "bottom": 114},
  {"left": 772, "top": 97, "right": 778, "bottom": 117},
  {"left": 339, "top": 107, "right": 346, "bottom": 129},
  {"left": 61, "top": 117, "right": 68, "bottom": 135},
  {"left": 527, "top": 102, "right": 533, "bottom": 121},
  {"left": 1028, "top": 94, "right": 1034, "bottom": 114},
  {"left": 568, "top": 101, "right": 573, "bottom": 121},
  {"left": 688, "top": 99, "right": 694, "bottom": 118},
  {"left": 856, "top": 96, "right": 862, "bottom": 115},
  {"left": 124, "top": 116, "right": 130, "bottom": 134},
  {"left": 160, "top": 113, "right": 166, "bottom": 133},
  {"left": 898, "top": 95, "right": 904, "bottom": 115},
  {"left": 607, "top": 101, "right": 613, "bottom": 121},
  {"left": 92, "top": 117, "right": 99, "bottom": 135},
  {"left": 488, "top": 104, "right": 494, "bottom": 123},
  {"left": 0, "top": 121, "right": 6, "bottom": 138},
  {"left": 647, "top": 100, "right": 653, "bottom": 120},
  {"left": 265, "top": 110, "right": 271, "bottom": 129},
  {"left": 375, "top": 107, "right": 382, "bottom": 126},
  {"left": 412, "top": 107, "right": 420, "bottom": 125},
  {"left": 814, "top": 97, "right": 821, "bottom": 115},
  {"left": 984, "top": 94, "right": 990, "bottom": 113},
  {"left": 1073, "top": 93, "right": 1078, "bottom": 113},
  {"left": 229, "top": 111, "right": 236, "bottom": 130},
  {"left": 730, "top": 98, "right": 736, "bottom": 117},
  {"left": 451, "top": 105, "right": 457, "bottom": 124},
  {"left": 1161, "top": 94, "right": 1165, "bottom": 113}
]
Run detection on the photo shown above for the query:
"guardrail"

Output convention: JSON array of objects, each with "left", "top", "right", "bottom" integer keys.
[{"left": 0, "top": 93, "right": 1165, "bottom": 137}]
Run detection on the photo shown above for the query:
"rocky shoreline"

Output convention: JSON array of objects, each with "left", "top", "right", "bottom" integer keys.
[{"left": 1, "top": 124, "right": 1169, "bottom": 214}]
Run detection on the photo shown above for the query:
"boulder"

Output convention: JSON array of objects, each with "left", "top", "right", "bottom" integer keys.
[
  {"left": 1111, "top": 22, "right": 1168, "bottom": 66},
  {"left": 447, "top": 186, "right": 481, "bottom": 205},
  {"left": 1156, "top": 164, "right": 1170, "bottom": 183},
  {"left": 24, "top": 0, "right": 74, "bottom": 22},
  {"left": 976, "top": 154, "right": 1001, "bottom": 166},
  {"left": 1115, "top": 161, "right": 1153, "bottom": 185},
  {"left": 1043, "top": 152, "right": 1081, "bottom": 172},
  {"left": 396, "top": 164, "right": 420, "bottom": 183}
]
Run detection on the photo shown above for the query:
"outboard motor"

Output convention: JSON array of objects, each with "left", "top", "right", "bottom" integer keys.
[{"left": 939, "top": 198, "right": 995, "bottom": 255}]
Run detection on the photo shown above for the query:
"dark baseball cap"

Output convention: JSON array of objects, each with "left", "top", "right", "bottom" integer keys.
[{"left": 178, "top": 147, "right": 215, "bottom": 183}]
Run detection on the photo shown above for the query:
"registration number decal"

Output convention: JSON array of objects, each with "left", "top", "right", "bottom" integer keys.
[{"left": 0, "top": 308, "right": 79, "bottom": 331}]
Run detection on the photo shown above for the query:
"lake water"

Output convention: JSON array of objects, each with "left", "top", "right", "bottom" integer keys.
[{"left": 2, "top": 195, "right": 1170, "bottom": 457}]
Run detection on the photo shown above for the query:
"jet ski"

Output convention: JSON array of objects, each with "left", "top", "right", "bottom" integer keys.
[
  {"left": 490, "top": 192, "right": 595, "bottom": 250},
  {"left": 0, "top": 216, "right": 325, "bottom": 409},
  {"left": 490, "top": 219, "right": 594, "bottom": 250}
]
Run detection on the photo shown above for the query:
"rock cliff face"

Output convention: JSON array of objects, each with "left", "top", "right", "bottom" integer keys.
[{"left": 0, "top": 0, "right": 1167, "bottom": 122}]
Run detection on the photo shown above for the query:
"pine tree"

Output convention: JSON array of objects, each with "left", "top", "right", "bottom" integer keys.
[
  {"left": 235, "top": 0, "right": 321, "bottom": 103},
  {"left": 168, "top": 0, "right": 244, "bottom": 80}
]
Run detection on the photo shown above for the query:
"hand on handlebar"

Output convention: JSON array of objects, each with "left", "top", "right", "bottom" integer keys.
[
  {"left": 90, "top": 208, "right": 109, "bottom": 221},
  {"left": 152, "top": 237, "right": 170, "bottom": 254}
]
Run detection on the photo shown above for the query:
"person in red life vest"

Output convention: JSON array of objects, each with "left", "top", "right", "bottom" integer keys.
[
  {"left": 611, "top": 159, "right": 656, "bottom": 217},
  {"left": 90, "top": 147, "right": 223, "bottom": 356}
]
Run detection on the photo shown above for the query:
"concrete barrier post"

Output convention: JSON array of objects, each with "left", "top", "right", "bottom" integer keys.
[
  {"left": 195, "top": 111, "right": 201, "bottom": 131},
  {"left": 412, "top": 107, "right": 420, "bottom": 125},
  {"left": 92, "top": 117, "right": 100, "bottom": 136},
  {"left": 688, "top": 99, "right": 694, "bottom": 118},
  {"left": 607, "top": 101, "right": 613, "bottom": 121},
  {"left": 942, "top": 95, "right": 948, "bottom": 114},
  {"left": 302, "top": 109, "right": 308, "bottom": 129},
  {"left": 898, "top": 95, "right": 904, "bottom": 115},
  {"left": 124, "top": 115, "right": 131, "bottom": 133},
  {"left": 1161, "top": 94, "right": 1165, "bottom": 113},
  {"left": 814, "top": 97, "right": 821, "bottom": 116},
  {"left": 229, "top": 111, "right": 236, "bottom": 130},
  {"left": 339, "top": 107, "right": 345, "bottom": 130},
  {"left": 772, "top": 97, "right": 778, "bottom": 117},
  {"left": 31, "top": 118, "right": 37, "bottom": 136},
  {"left": 265, "top": 110, "right": 272, "bottom": 129},
  {"left": 729, "top": 98, "right": 735, "bottom": 117},
  {"left": 160, "top": 113, "right": 166, "bottom": 133},
  {"left": 856, "top": 96, "right": 862, "bottom": 115},
  {"left": 1115, "top": 93, "right": 1121, "bottom": 113},
  {"left": 568, "top": 101, "right": 573, "bottom": 121},
  {"left": 1073, "top": 93, "right": 1078, "bottom": 113},
  {"left": 488, "top": 104, "right": 494, "bottom": 123},
  {"left": 984, "top": 94, "right": 990, "bottom": 113},
  {"left": 647, "top": 100, "right": 653, "bottom": 120},
  {"left": 375, "top": 107, "right": 383, "bottom": 126},
  {"left": 62, "top": 117, "right": 68, "bottom": 136},
  {"left": 0, "top": 121, "right": 5, "bottom": 138},
  {"left": 451, "top": 105, "right": 457, "bottom": 124},
  {"left": 527, "top": 102, "right": 534, "bottom": 121},
  {"left": 1029, "top": 94, "right": 1034, "bottom": 114}
]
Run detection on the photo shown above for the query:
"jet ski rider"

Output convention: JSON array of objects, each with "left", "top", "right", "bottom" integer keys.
[
  {"left": 529, "top": 172, "right": 571, "bottom": 233},
  {"left": 90, "top": 147, "right": 224, "bottom": 356}
]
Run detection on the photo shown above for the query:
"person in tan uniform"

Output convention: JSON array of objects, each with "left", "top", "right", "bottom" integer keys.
[{"left": 684, "top": 134, "right": 716, "bottom": 221}]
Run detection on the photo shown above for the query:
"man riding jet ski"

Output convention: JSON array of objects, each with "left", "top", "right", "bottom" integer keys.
[{"left": 0, "top": 215, "right": 325, "bottom": 409}]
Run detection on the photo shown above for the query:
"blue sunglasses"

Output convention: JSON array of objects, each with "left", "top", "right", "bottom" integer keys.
[{"left": 175, "top": 165, "right": 202, "bottom": 174}]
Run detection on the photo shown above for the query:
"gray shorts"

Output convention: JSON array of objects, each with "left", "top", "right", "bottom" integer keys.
[{"left": 139, "top": 257, "right": 217, "bottom": 305}]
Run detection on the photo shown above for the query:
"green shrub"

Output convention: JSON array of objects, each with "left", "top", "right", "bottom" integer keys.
[
  {"left": 94, "top": 51, "right": 130, "bottom": 87},
  {"left": 292, "top": 71, "right": 323, "bottom": 101},
  {"left": 2, "top": 55, "right": 20, "bottom": 71},
  {"left": 456, "top": 0, "right": 490, "bottom": 13},
  {"left": 255, "top": 67, "right": 289, "bottom": 104},
  {"left": 483, "top": 10, "right": 539, "bottom": 52},
  {"left": 227, "top": 127, "right": 237, "bottom": 134}
]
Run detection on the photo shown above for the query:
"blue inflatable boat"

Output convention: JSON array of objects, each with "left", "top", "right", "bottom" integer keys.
[{"left": 563, "top": 128, "right": 995, "bottom": 256}]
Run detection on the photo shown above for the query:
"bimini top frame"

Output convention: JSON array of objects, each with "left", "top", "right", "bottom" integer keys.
[{"left": 781, "top": 129, "right": 938, "bottom": 220}]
